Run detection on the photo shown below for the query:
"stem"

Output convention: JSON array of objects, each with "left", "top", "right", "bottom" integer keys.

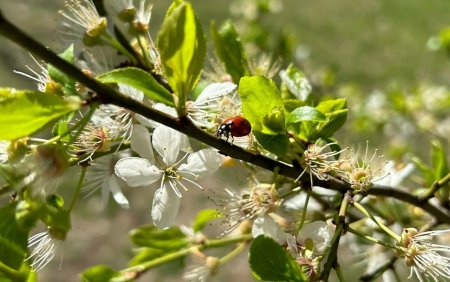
[
  {"left": 353, "top": 202, "right": 401, "bottom": 242},
  {"left": 347, "top": 227, "right": 397, "bottom": 249},
  {"left": 320, "top": 192, "right": 349, "bottom": 281},
  {"left": 119, "top": 234, "right": 252, "bottom": 277},
  {"left": 1, "top": 11, "right": 450, "bottom": 225},
  {"left": 137, "top": 34, "right": 152, "bottom": 68},
  {"left": 421, "top": 172, "right": 450, "bottom": 201},
  {"left": 68, "top": 166, "right": 87, "bottom": 212},
  {"left": 0, "top": 261, "right": 25, "bottom": 281},
  {"left": 219, "top": 241, "right": 248, "bottom": 265},
  {"left": 335, "top": 263, "right": 345, "bottom": 282},
  {"left": 298, "top": 191, "right": 310, "bottom": 231},
  {"left": 101, "top": 33, "right": 138, "bottom": 65}
]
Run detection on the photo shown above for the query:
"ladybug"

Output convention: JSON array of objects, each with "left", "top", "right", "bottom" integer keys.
[{"left": 216, "top": 116, "right": 252, "bottom": 142}]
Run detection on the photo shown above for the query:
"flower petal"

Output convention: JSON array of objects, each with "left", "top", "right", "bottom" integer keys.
[
  {"left": 299, "top": 221, "right": 333, "bottom": 253},
  {"left": 252, "top": 215, "right": 286, "bottom": 244},
  {"left": 118, "top": 84, "right": 144, "bottom": 101},
  {"left": 108, "top": 175, "right": 129, "bottom": 209},
  {"left": 151, "top": 181, "right": 181, "bottom": 229},
  {"left": 115, "top": 157, "right": 162, "bottom": 187},
  {"left": 130, "top": 124, "right": 155, "bottom": 163},
  {"left": 195, "top": 82, "right": 237, "bottom": 104},
  {"left": 178, "top": 149, "right": 222, "bottom": 176},
  {"left": 152, "top": 126, "right": 182, "bottom": 165}
]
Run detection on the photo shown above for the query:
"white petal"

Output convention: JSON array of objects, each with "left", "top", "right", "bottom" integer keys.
[
  {"left": 252, "top": 215, "right": 286, "bottom": 244},
  {"left": 108, "top": 175, "right": 129, "bottom": 209},
  {"left": 152, "top": 126, "right": 181, "bottom": 165},
  {"left": 130, "top": 124, "right": 155, "bottom": 163},
  {"left": 141, "top": 103, "right": 177, "bottom": 128},
  {"left": 151, "top": 182, "right": 181, "bottom": 229},
  {"left": 178, "top": 149, "right": 222, "bottom": 176},
  {"left": 299, "top": 221, "right": 333, "bottom": 253},
  {"left": 134, "top": 114, "right": 155, "bottom": 127},
  {"left": 115, "top": 157, "right": 162, "bottom": 187},
  {"left": 196, "top": 82, "right": 237, "bottom": 104}
]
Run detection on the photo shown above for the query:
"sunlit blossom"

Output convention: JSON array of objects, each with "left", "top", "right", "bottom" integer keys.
[
  {"left": 213, "top": 182, "right": 280, "bottom": 236},
  {"left": 295, "top": 140, "right": 348, "bottom": 185},
  {"left": 115, "top": 125, "right": 221, "bottom": 228},
  {"left": 248, "top": 53, "right": 282, "bottom": 79},
  {"left": 373, "top": 160, "right": 415, "bottom": 187},
  {"left": 60, "top": 0, "right": 107, "bottom": 42},
  {"left": 13, "top": 55, "right": 58, "bottom": 93},
  {"left": 341, "top": 142, "right": 386, "bottom": 192}
]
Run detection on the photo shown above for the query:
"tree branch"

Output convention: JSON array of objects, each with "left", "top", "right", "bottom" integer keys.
[{"left": 1, "top": 11, "right": 450, "bottom": 225}]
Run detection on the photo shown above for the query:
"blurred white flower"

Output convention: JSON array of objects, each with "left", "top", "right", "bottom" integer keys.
[
  {"left": 83, "top": 153, "right": 130, "bottom": 209},
  {"left": 183, "top": 254, "right": 219, "bottom": 282},
  {"left": 0, "top": 141, "right": 9, "bottom": 163},
  {"left": 374, "top": 161, "right": 415, "bottom": 187},
  {"left": 252, "top": 215, "right": 286, "bottom": 244},
  {"left": 115, "top": 126, "right": 221, "bottom": 228},
  {"left": 26, "top": 228, "right": 64, "bottom": 272},
  {"left": 398, "top": 228, "right": 450, "bottom": 282}
]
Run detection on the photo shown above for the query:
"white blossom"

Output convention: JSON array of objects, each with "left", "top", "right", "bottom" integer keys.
[{"left": 115, "top": 126, "right": 221, "bottom": 228}]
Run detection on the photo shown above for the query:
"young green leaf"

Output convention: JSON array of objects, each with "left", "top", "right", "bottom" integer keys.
[
  {"left": 316, "top": 98, "right": 348, "bottom": 138},
  {"left": 0, "top": 88, "right": 81, "bottom": 140},
  {"left": 192, "top": 209, "right": 222, "bottom": 232},
  {"left": 157, "top": 1, "right": 206, "bottom": 113},
  {"left": 80, "top": 265, "right": 120, "bottom": 282},
  {"left": 0, "top": 203, "right": 28, "bottom": 271},
  {"left": 239, "top": 76, "right": 289, "bottom": 155},
  {"left": 129, "top": 224, "right": 188, "bottom": 250},
  {"left": 286, "top": 106, "right": 327, "bottom": 124},
  {"left": 239, "top": 76, "right": 285, "bottom": 135},
  {"left": 249, "top": 236, "right": 306, "bottom": 281},
  {"left": 210, "top": 21, "right": 249, "bottom": 84},
  {"left": 97, "top": 67, "right": 173, "bottom": 105},
  {"left": 280, "top": 64, "right": 312, "bottom": 101}
]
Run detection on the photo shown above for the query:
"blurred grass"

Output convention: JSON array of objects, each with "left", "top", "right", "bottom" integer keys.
[{"left": 0, "top": 1, "right": 448, "bottom": 281}]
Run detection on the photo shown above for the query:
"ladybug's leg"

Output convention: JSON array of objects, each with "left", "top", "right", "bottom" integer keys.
[{"left": 225, "top": 131, "right": 229, "bottom": 142}]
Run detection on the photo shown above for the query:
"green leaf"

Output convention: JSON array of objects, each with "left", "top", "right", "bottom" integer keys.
[
  {"left": 249, "top": 236, "right": 306, "bottom": 281},
  {"left": 0, "top": 203, "right": 28, "bottom": 271},
  {"left": 253, "top": 132, "right": 289, "bottom": 157},
  {"left": 52, "top": 112, "right": 75, "bottom": 141},
  {"left": 316, "top": 99, "right": 348, "bottom": 139},
  {"left": 192, "top": 209, "right": 222, "bottom": 232},
  {"left": 239, "top": 76, "right": 285, "bottom": 135},
  {"left": 129, "top": 225, "right": 188, "bottom": 250},
  {"left": 97, "top": 67, "right": 173, "bottom": 105},
  {"left": 80, "top": 265, "right": 121, "bottom": 282},
  {"left": 129, "top": 247, "right": 166, "bottom": 266},
  {"left": 431, "top": 140, "right": 449, "bottom": 180},
  {"left": 280, "top": 64, "right": 311, "bottom": 101},
  {"left": 0, "top": 88, "right": 80, "bottom": 140},
  {"left": 157, "top": 1, "right": 206, "bottom": 108},
  {"left": 283, "top": 99, "right": 306, "bottom": 113},
  {"left": 286, "top": 106, "right": 327, "bottom": 124},
  {"left": 48, "top": 45, "right": 77, "bottom": 96},
  {"left": 210, "top": 21, "right": 249, "bottom": 84}
]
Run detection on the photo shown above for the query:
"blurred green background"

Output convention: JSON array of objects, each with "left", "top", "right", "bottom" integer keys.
[{"left": 0, "top": 0, "right": 449, "bottom": 281}]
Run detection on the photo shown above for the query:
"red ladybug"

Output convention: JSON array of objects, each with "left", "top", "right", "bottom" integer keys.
[{"left": 216, "top": 116, "right": 252, "bottom": 142}]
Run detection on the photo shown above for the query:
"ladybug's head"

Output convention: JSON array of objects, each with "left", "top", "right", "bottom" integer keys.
[{"left": 216, "top": 123, "right": 231, "bottom": 138}]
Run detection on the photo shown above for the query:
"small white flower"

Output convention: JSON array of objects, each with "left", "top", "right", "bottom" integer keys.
[
  {"left": 115, "top": 126, "right": 221, "bottom": 228},
  {"left": 297, "top": 221, "right": 333, "bottom": 253},
  {"left": 83, "top": 154, "right": 130, "bottom": 209},
  {"left": 398, "top": 228, "right": 450, "bottom": 282},
  {"left": 60, "top": 0, "right": 107, "bottom": 41},
  {"left": 213, "top": 182, "right": 279, "bottom": 236},
  {"left": 13, "top": 55, "right": 54, "bottom": 93},
  {"left": 26, "top": 228, "right": 64, "bottom": 272},
  {"left": 134, "top": 0, "right": 153, "bottom": 29}
]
